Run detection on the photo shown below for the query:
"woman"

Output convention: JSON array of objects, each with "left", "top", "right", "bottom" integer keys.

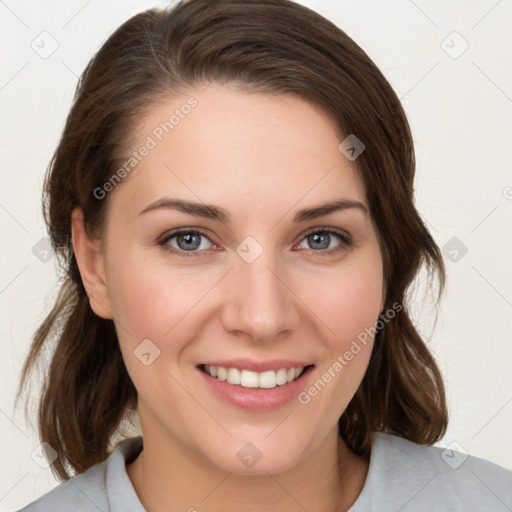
[{"left": 16, "top": 0, "right": 512, "bottom": 510}]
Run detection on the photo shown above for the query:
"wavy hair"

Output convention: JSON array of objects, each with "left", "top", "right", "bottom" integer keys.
[{"left": 16, "top": 0, "right": 447, "bottom": 481}]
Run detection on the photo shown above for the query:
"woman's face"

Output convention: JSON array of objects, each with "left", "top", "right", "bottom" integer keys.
[{"left": 85, "top": 84, "right": 385, "bottom": 474}]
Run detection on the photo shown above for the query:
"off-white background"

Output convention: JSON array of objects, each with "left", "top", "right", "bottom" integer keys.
[{"left": 1, "top": 0, "right": 511, "bottom": 510}]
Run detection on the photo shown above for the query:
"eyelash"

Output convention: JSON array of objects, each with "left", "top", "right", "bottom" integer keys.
[{"left": 158, "top": 227, "right": 352, "bottom": 259}]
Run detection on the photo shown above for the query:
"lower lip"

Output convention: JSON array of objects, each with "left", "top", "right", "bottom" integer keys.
[{"left": 197, "top": 365, "right": 315, "bottom": 411}]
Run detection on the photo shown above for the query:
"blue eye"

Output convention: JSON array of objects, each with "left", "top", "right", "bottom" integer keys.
[
  {"left": 162, "top": 230, "right": 213, "bottom": 253},
  {"left": 298, "top": 229, "right": 352, "bottom": 255},
  {"left": 159, "top": 228, "right": 352, "bottom": 258}
]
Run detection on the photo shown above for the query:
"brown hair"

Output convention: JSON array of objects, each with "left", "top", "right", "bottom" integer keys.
[{"left": 16, "top": 0, "right": 448, "bottom": 481}]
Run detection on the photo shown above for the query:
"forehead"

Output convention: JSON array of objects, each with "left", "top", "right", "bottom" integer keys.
[{"left": 110, "top": 84, "right": 368, "bottom": 221}]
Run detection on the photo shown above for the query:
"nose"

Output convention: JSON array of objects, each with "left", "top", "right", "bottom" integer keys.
[{"left": 220, "top": 247, "right": 300, "bottom": 343}]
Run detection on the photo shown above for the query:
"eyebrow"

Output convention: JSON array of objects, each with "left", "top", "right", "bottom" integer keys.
[{"left": 138, "top": 197, "right": 368, "bottom": 223}]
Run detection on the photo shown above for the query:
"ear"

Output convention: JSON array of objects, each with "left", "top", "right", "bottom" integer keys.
[{"left": 71, "top": 207, "right": 113, "bottom": 319}]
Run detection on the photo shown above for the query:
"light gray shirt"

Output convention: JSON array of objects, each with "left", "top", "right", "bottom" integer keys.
[{"left": 17, "top": 432, "right": 512, "bottom": 511}]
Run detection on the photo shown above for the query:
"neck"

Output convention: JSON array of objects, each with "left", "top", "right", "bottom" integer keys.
[{"left": 126, "top": 422, "right": 369, "bottom": 512}]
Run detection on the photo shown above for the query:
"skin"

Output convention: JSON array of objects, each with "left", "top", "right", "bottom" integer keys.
[{"left": 72, "top": 83, "right": 385, "bottom": 512}]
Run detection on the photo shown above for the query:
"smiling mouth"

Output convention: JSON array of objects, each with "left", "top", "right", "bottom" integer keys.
[{"left": 199, "top": 364, "right": 315, "bottom": 389}]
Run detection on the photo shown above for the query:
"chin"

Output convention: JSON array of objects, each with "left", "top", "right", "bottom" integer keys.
[{"left": 202, "top": 432, "right": 309, "bottom": 475}]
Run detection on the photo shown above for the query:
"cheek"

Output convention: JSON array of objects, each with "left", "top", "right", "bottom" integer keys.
[
  {"left": 337, "top": 268, "right": 383, "bottom": 336},
  {"left": 301, "top": 251, "right": 384, "bottom": 345},
  {"left": 105, "top": 254, "right": 205, "bottom": 404},
  {"left": 297, "top": 263, "right": 383, "bottom": 415},
  {"left": 106, "top": 251, "right": 212, "bottom": 341}
]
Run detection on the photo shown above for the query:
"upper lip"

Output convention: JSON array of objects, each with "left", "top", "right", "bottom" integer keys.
[{"left": 199, "top": 359, "right": 314, "bottom": 373}]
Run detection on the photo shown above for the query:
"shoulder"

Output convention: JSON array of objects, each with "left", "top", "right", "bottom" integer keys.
[
  {"left": 16, "top": 437, "right": 144, "bottom": 512},
  {"left": 351, "top": 432, "right": 512, "bottom": 512},
  {"left": 16, "top": 463, "right": 109, "bottom": 512}
]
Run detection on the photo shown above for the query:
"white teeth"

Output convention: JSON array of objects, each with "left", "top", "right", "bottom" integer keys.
[
  {"left": 227, "top": 368, "right": 241, "bottom": 385},
  {"left": 240, "top": 369, "right": 259, "bottom": 388},
  {"left": 259, "top": 370, "right": 277, "bottom": 389},
  {"left": 203, "top": 365, "right": 307, "bottom": 388},
  {"left": 276, "top": 368, "right": 287, "bottom": 385}
]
